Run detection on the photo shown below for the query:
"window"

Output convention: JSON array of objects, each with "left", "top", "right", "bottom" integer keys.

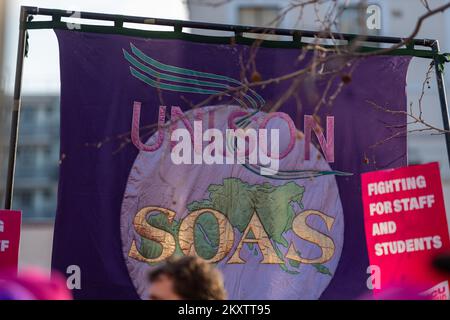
[
  {"left": 17, "top": 146, "right": 37, "bottom": 166},
  {"left": 43, "top": 189, "right": 53, "bottom": 201},
  {"left": 16, "top": 191, "right": 33, "bottom": 208},
  {"left": 14, "top": 95, "right": 60, "bottom": 221},
  {"left": 45, "top": 105, "right": 53, "bottom": 115},
  {"left": 338, "top": 3, "right": 381, "bottom": 48},
  {"left": 21, "top": 107, "right": 36, "bottom": 125},
  {"left": 42, "top": 146, "right": 52, "bottom": 156},
  {"left": 239, "top": 6, "right": 280, "bottom": 27},
  {"left": 339, "top": 4, "right": 380, "bottom": 36},
  {"left": 238, "top": 6, "right": 282, "bottom": 40}
]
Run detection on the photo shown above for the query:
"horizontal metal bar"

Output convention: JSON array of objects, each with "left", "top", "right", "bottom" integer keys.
[
  {"left": 432, "top": 41, "right": 450, "bottom": 168},
  {"left": 22, "top": 6, "right": 437, "bottom": 48}
]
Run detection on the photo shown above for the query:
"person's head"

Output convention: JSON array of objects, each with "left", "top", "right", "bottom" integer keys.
[
  {"left": 147, "top": 256, "right": 227, "bottom": 300},
  {"left": 433, "top": 252, "right": 450, "bottom": 275}
]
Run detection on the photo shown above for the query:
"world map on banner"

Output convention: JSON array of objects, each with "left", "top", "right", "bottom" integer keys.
[
  {"left": 121, "top": 106, "right": 344, "bottom": 299},
  {"left": 52, "top": 30, "right": 412, "bottom": 299}
]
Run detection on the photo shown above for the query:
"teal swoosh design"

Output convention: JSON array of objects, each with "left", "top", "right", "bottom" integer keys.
[
  {"left": 124, "top": 43, "right": 264, "bottom": 109},
  {"left": 130, "top": 43, "right": 265, "bottom": 105},
  {"left": 130, "top": 67, "right": 223, "bottom": 95},
  {"left": 125, "top": 50, "right": 236, "bottom": 89}
]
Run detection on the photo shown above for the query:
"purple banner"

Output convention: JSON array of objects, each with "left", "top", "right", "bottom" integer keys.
[{"left": 52, "top": 29, "right": 411, "bottom": 299}]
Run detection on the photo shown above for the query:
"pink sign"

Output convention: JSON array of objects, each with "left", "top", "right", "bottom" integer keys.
[
  {"left": 361, "top": 162, "right": 450, "bottom": 299},
  {"left": 0, "top": 210, "right": 22, "bottom": 271}
]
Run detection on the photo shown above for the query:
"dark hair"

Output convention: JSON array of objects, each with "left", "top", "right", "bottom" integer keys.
[
  {"left": 433, "top": 253, "right": 450, "bottom": 274},
  {"left": 148, "top": 256, "right": 227, "bottom": 300}
]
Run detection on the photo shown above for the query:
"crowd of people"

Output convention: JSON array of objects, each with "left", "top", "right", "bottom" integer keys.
[{"left": 0, "top": 253, "right": 449, "bottom": 300}]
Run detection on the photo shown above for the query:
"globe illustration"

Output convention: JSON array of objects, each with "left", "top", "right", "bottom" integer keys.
[{"left": 120, "top": 105, "right": 344, "bottom": 299}]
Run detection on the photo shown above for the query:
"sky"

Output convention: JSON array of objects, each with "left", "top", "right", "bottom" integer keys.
[
  {"left": 2, "top": 0, "right": 188, "bottom": 94},
  {"left": 3, "top": 0, "right": 450, "bottom": 95}
]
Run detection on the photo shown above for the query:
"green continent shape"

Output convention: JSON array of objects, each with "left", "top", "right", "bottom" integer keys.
[
  {"left": 139, "top": 212, "right": 182, "bottom": 264},
  {"left": 140, "top": 178, "right": 306, "bottom": 273},
  {"left": 187, "top": 178, "right": 256, "bottom": 233},
  {"left": 194, "top": 211, "right": 220, "bottom": 260},
  {"left": 189, "top": 178, "right": 304, "bottom": 248},
  {"left": 254, "top": 181, "right": 304, "bottom": 247},
  {"left": 187, "top": 177, "right": 304, "bottom": 252}
]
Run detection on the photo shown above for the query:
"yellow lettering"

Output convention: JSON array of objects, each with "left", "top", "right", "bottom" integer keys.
[
  {"left": 286, "top": 210, "right": 335, "bottom": 264},
  {"left": 178, "top": 208, "right": 234, "bottom": 263},
  {"left": 228, "top": 212, "right": 283, "bottom": 264},
  {"left": 128, "top": 207, "right": 176, "bottom": 263}
]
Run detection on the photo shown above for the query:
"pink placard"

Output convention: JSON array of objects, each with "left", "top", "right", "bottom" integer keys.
[
  {"left": 361, "top": 162, "right": 450, "bottom": 299},
  {"left": 0, "top": 210, "right": 22, "bottom": 271}
]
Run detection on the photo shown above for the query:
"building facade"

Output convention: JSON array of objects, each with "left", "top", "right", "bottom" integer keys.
[{"left": 12, "top": 95, "right": 60, "bottom": 220}]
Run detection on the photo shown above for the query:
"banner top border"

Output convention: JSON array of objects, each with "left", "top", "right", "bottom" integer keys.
[{"left": 20, "top": 5, "right": 446, "bottom": 60}]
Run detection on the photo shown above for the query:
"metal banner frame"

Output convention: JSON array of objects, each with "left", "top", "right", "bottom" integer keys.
[{"left": 3, "top": 5, "right": 450, "bottom": 209}]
